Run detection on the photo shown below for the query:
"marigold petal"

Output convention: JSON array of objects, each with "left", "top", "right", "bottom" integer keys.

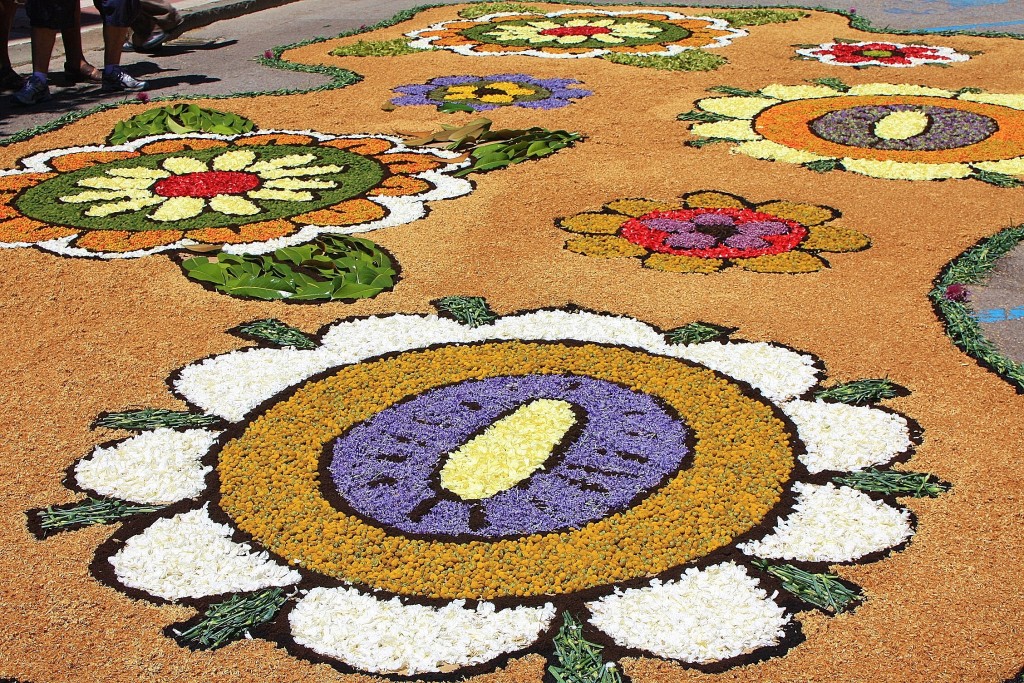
[
  {"left": 51, "top": 151, "right": 140, "bottom": 172},
  {"left": 321, "top": 138, "right": 395, "bottom": 155},
  {"left": 681, "top": 191, "right": 748, "bottom": 210},
  {"left": 139, "top": 139, "right": 228, "bottom": 155},
  {"left": 738, "top": 251, "right": 826, "bottom": 273},
  {"left": 754, "top": 200, "right": 836, "bottom": 226},
  {"left": 0, "top": 216, "right": 76, "bottom": 242},
  {"left": 73, "top": 229, "right": 183, "bottom": 252},
  {"left": 292, "top": 198, "right": 386, "bottom": 226},
  {"left": 185, "top": 219, "right": 297, "bottom": 244},
  {"left": 234, "top": 133, "right": 315, "bottom": 147},
  {"left": 565, "top": 235, "right": 647, "bottom": 258},
  {"left": 800, "top": 224, "right": 870, "bottom": 253},
  {"left": 643, "top": 253, "right": 724, "bottom": 273},
  {"left": 378, "top": 153, "right": 444, "bottom": 174},
  {"left": 0, "top": 172, "right": 56, "bottom": 191},
  {"left": 368, "top": 176, "right": 432, "bottom": 197},
  {"left": 604, "top": 199, "right": 679, "bottom": 217},
  {"left": 559, "top": 212, "right": 630, "bottom": 235}
]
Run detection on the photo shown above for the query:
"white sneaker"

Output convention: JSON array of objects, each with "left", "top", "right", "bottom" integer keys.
[{"left": 102, "top": 66, "right": 147, "bottom": 92}]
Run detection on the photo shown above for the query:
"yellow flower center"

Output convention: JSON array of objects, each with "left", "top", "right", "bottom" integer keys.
[{"left": 872, "top": 110, "right": 930, "bottom": 140}]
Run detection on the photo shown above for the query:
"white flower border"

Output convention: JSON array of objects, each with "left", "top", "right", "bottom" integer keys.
[
  {"left": 405, "top": 10, "right": 746, "bottom": 59},
  {"left": 0, "top": 129, "right": 472, "bottom": 259},
  {"left": 795, "top": 41, "right": 970, "bottom": 68}
]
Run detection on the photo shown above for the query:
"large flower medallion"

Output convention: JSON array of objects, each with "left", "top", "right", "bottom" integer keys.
[
  {"left": 0, "top": 130, "right": 471, "bottom": 257},
  {"left": 683, "top": 83, "right": 1024, "bottom": 182},
  {"left": 41, "top": 306, "right": 931, "bottom": 675},
  {"left": 406, "top": 10, "right": 746, "bottom": 59},
  {"left": 795, "top": 41, "right": 970, "bottom": 68},
  {"left": 391, "top": 74, "right": 591, "bottom": 111}
]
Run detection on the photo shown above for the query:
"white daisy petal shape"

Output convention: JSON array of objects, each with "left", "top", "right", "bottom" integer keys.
[
  {"left": 759, "top": 84, "right": 841, "bottom": 100},
  {"left": 690, "top": 120, "right": 761, "bottom": 141},
  {"left": 209, "top": 194, "right": 262, "bottom": 216},
  {"left": 674, "top": 341, "right": 820, "bottom": 402},
  {"left": 73, "top": 428, "right": 219, "bottom": 504},
  {"left": 78, "top": 176, "right": 156, "bottom": 191},
  {"left": 782, "top": 400, "right": 912, "bottom": 473},
  {"left": 211, "top": 149, "right": 258, "bottom": 171},
  {"left": 289, "top": 587, "right": 556, "bottom": 675},
  {"left": 696, "top": 96, "right": 779, "bottom": 120},
  {"left": 109, "top": 506, "right": 301, "bottom": 600},
  {"left": 161, "top": 156, "right": 209, "bottom": 175},
  {"left": 957, "top": 91, "right": 1024, "bottom": 110},
  {"left": 846, "top": 83, "right": 955, "bottom": 98},
  {"left": 84, "top": 196, "right": 165, "bottom": 217},
  {"left": 739, "top": 483, "right": 912, "bottom": 562},
  {"left": 732, "top": 139, "right": 830, "bottom": 164},
  {"left": 246, "top": 154, "right": 318, "bottom": 172},
  {"left": 106, "top": 167, "right": 170, "bottom": 179},
  {"left": 587, "top": 563, "right": 789, "bottom": 664},
  {"left": 247, "top": 188, "right": 314, "bottom": 202},
  {"left": 257, "top": 165, "right": 344, "bottom": 179},
  {"left": 149, "top": 196, "right": 205, "bottom": 221},
  {"left": 841, "top": 157, "right": 972, "bottom": 180}
]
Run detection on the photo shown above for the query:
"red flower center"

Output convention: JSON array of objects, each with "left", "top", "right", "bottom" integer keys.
[
  {"left": 540, "top": 25, "right": 612, "bottom": 36},
  {"left": 154, "top": 171, "right": 261, "bottom": 198}
]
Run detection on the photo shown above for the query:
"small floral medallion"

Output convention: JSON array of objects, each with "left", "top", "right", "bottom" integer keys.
[
  {"left": 682, "top": 83, "right": 1024, "bottom": 182},
  {"left": 559, "top": 190, "right": 869, "bottom": 273},
  {"left": 391, "top": 74, "right": 591, "bottom": 111},
  {"left": 36, "top": 305, "right": 936, "bottom": 676},
  {"left": 796, "top": 41, "right": 970, "bottom": 68},
  {"left": 406, "top": 10, "right": 746, "bottom": 59},
  {"left": 0, "top": 130, "right": 472, "bottom": 258}
]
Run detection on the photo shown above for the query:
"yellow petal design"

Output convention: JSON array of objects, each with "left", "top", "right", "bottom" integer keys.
[
  {"left": 800, "top": 224, "right": 870, "bottom": 253},
  {"left": 247, "top": 189, "right": 315, "bottom": 202},
  {"left": 559, "top": 212, "right": 630, "bottom": 234},
  {"left": 755, "top": 201, "right": 835, "bottom": 226},
  {"left": 691, "top": 120, "right": 761, "bottom": 141},
  {"left": 604, "top": 199, "right": 679, "bottom": 217},
  {"left": 257, "top": 165, "right": 344, "bottom": 180},
  {"left": 759, "top": 84, "right": 840, "bottom": 101},
  {"left": 643, "top": 254, "right": 724, "bottom": 273},
  {"left": 972, "top": 157, "right": 1024, "bottom": 175},
  {"left": 149, "top": 196, "right": 205, "bottom": 221},
  {"left": 696, "top": 96, "right": 779, "bottom": 120},
  {"left": 733, "top": 140, "right": 830, "bottom": 164},
  {"left": 263, "top": 178, "right": 337, "bottom": 190},
  {"left": 209, "top": 194, "right": 262, "bottom": 216},
  {"left": 60, "top": 189, "right": 150, "bottom": 203},
  {"left": 162, "top": 156, "right": 209, "bottom": 175},
  {"left": 565, "top": 235, "right": 648, "bottom": 258},
  {"left": 78, "top": 176, "right": 155, "bottom": 191},
  {"left": 957, "top": 92, "right": 1024, "bottom": 110},
  {"left": 683, "top": 191, "right": 747, "bottom": 210},
  {"left": 212, "top": 149, "right": 258, "bottom": 171},
  {"left": 874, "top": 110, "right": 930, "bottom": 140},
  {"left": 83, "top": 196, "right": 164, "bottom": 217},
  {"left": 247, "top": 154, "right": 318, "bottom": 172},
  {"left": 738, "top": 252, "right": 826, "bottom": 273},
  {"left": 840, "top": 157, "right": 972, "bottom": 180},
  {"left": 846, "top": 83, "right": 955, "bottom": 98},
  {"left": 106, "top": 167, "right": 170, "bottom": 179},
  {"left": 556, "top": 34, "right": 590, "bottom": 44},
  {"left": 439, "top": 399, "right": 577, "bottom": 501}
]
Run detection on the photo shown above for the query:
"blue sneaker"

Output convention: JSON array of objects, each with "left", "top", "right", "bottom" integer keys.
[{"left": 12, "top": 74, "right": 49, "bottom": 105}]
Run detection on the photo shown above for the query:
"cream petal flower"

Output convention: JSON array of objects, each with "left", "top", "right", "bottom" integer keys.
[
  {"left": 733, "top": 139, "right": 830, "bottom": 164},
  {"left": 60, "top": 189, "right": 151, "bottom": 203},
  {"left": 696, "top": 96, "right": 780, "bottom": 120},
  {"left": 84, "top": 195, "right": 164, "bottom": 217},
  {"left": 290, "top": 588, "right": 556, "bottom": 675},
  {"left": 106, "top": 167, "right": 170, "bottom": 179},
  {"left": 739, "top": 483, "right": 912, "bottom": 562},
  {"left": 841, "top": 157, "right": 973, "bottom": 180},
  {"left": 691, "top": 120, "right": 761, "bottom": 141},
  {"left": 74, "top": 428, "right": 219, "bottom": 504},
  {"left": 109, "top": 506, "right": 301, "bottom": 600},
  {"left": 78, "top": 176, "right": 156, "bottom": 190},
  {"left": 209, "top": 194, "right": 261, "bottom": 216},
  {"left": 248, "top": 188, "right": 314, "bottom": 202},
  {"left": 972, "top": 157, "right": 1024, "bottom": 175},
  {"left": 149, "top": 196, "right": 205, "bottom": 221},
  {"left": 557, "top": 34, "right": 590, "bottom": 44},
  {"left": 212, "top": 149, "right": 258, "bottom": 171},
  {"left": 162, "top": 156, "right": 209, "bottom": 174},
  {"left": 258, "top": 165, "right": 344, "bottom": 179},
  {"left": 263, "top": 178, "right": 337, "bottom": 190},
  {"left": 592, "top": 33, "right": 624, "bottom": 43},
  {"left": 247, "top": 154, "right": 318, "bottom": 172},
  {"left": 782, "top": 400, "right": 912, "bottom": 473},
  {"left": 587, "top": 563, "right": 789, "bottom": 663},
  {"left": 956, "top": 91, "right": 1024, "bottom": 110},
  {"left": 846, "top": 83, "right": 955, "bottom": 97},
  {"left": 759, "top": 84, "right": 840, "bottom": 100}
]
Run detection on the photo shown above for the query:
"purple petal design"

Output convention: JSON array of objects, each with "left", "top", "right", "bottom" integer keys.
[
  {"left": 665, "top": 232, "right": 716, "bottom": 249},
  {"left": 389, "top": 73, "right": 592, "bottom": 111},
  {"left": 692, "top": 213, "right": 736, "bottom": 227},
  {"left": 428, "top": 74, "right": 487, "bottom": 86}
]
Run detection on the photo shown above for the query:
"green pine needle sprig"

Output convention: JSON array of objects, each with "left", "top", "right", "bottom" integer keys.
[
  {"left": 814, "top": 378, "right": 904, "bottom": 405},
  {"left": 833, "top": 469, "right": 949, "bottom": 498},
  {"left": 752, "top": 559, "right": 861, "bottom": 613},
  {"left": 93, "top": 408, "right": 220, "bottom": 431},
  {"left": 434, "top": 296, "right": 498, "bottom": 327},
  {"left": 174, "top": 588, "right": 289, "bottom": 649},
  {"left": 548, "top": 613, "right": 621, "bottom": 683},
  {"left": 665, "top": 322, "right": 732, "bottom": 346},
  {"left": 236, "top": 319, "right": 317, "bottom": 350},
  {"left": 36, "top": 498, "right": 164, "bottom": 533}
]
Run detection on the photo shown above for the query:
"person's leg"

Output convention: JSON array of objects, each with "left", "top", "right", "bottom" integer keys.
[
  {"left": 1, "top": 0, "right": 16, "bottom": 71},
  {"left": 130, "top": 0, "right": 182, "bottom": 52},
  {"left": 13, "top": 0, "right": 62, "bottom": 103},
  {"left": 61, "top": 2, "right": 100, "bottom": 82},
  {"left": 96, "top": 0, "right": 146, "bottom": 91}
]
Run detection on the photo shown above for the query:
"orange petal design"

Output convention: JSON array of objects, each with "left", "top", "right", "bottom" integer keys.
[
  {"left": 0, "top": 172, "right": 56, "bottom": 191},
  {"left": 322, "top": 138, "right": 394, "bottom": 155},
  {"left": 433, "top": 36, "right": 478, "bottom": 47},
  {"left": 0, "top": 194, "right": 19, "bottom": 220},
  {"left": 73, "top": 229, "right": 184, "bottom": 252},
  {"left": 0, "top": 217, "right": 76, "bottom": 243},
  {"left": 139, "top": 139, "right": 229, "bottom": 154},
  {"left": 234, "top": 133, "right": 315, "bottom": 147},
  {"left": 293, "top": 198, "right": 386, "bottom": 226},
  {"left": 368, "top": 176, "right": 432, "bottom": 197},
  {"left": 51, "top": 151, "right": 139, "bottom": 172},
  {"left": 378, "top": 153, "right": 444, "bottom": 174},
  {"left": 186, "top": 219, "right": 296, "bottom": 244}
]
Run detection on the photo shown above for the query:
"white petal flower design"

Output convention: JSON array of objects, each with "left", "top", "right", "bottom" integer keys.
[{"left": 46, "top": 307, "right": 936, "bottom": 675}]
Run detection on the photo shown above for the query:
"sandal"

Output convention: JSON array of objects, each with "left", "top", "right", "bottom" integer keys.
[
  {"left": 63, "top": 62, "right": 103, "bottom": 84},
  {"left": 0, "top": 67, "right": 24, "bottom": 92}
]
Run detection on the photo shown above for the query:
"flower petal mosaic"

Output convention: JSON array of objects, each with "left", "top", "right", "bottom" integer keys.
[
  {"left": 559, "top": 190, "right": 869, "bottom": 273},
  {"left": 683, "top": 83, "right": 1024, "bottom": 182},
  {"left": 795, "top": 41, "right": 970, "bottom": 68},
  {"left": 405, "top": 10, "right": 746, "bottom": 59},
  {"left": 43, "top": 305, "right": 928, "bottom": 675},
  {"left": 0, "top": 130, "right": 472, "bottom": 257},
  {"left": 391, "top": 74, "right": 592, "bottom": 111}
]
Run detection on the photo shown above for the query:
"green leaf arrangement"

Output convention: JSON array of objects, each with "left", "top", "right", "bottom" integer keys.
[
  {"left": 434, "top": 295, "right": 497, "bottom": 327},
  {"left": 400, "top": 117, "right": 582, "bottom": 177},
  {"left": 751, "top": 559, "right": 862, "bottom": 613},
  {"left": 108, "top": 105, "right": 256, "bottom": 145},
  {"left": 814, "top": 378, "right": 906, "bottom": 405},
  {"left": 665, "top": 321, "right": 734, "bottom": 345},
  {"left": 181, "top": 234, "right": 397, "bottom": 302},
  {"left": 173, "top": 588, "right": 289, "bottom": 649},
  {"left": 548, "top": 613, "right": 622, "bottom": 683},
  {"left": 235, "top": 319, "right": 318, "bottom": 349},
  {"left": 93, "top": 408, "right": 221, "bottom": 430},
  {"left": 34, "top": 498, "right": 164, "bottom": 536}
]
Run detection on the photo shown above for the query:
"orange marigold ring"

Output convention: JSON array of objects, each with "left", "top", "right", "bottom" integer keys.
[{"left": 217, "top": 340, "right": 796, "bottom": 600}]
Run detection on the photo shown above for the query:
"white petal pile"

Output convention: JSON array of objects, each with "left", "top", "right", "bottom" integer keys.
[
  {"left": 289, "top": 587, "right": 555, "bottom": 674},
  {"left": 174, "top": 310, "right": 820, "bottom": 421},
  {"left": 739, "top": 483, "right": 912, "bottom": 562},
  {"left": 782, "top": 400, "right": 911, "bottom": 473},
  {"left": 109, "top": 506, "right": 300, "bottom": 600},
  {"left": 586, "top": 562, "right": 789, "bottom": 663},
  {"left": 74, "top": 428, "right": 218, "bottom": 504}
]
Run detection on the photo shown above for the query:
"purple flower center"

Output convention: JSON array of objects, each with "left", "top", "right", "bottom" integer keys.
[{"left": 641, "top": 214, "right": 792, "bottom": 251}]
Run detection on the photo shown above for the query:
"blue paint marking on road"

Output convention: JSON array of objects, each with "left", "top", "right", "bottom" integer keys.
[
  {"left": 947, "top": 0, "right": 1008, "bottom": 6},
  {"left": 973, "top": 307, "right": 1024, "bottom": 323},
  {"left": 919, "top": 18, "right": 1024, "bottom": 32}
]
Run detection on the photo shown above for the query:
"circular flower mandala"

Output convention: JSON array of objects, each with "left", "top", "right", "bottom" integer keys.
[
  {"left": 684, "top": 83, "right": 1024, "bottom": 181},
  {"left": 58, "top": 307, "right": 926, "bottom": 675},
  {"left": 0, "top": 130, "right": 472, "bottom": 258},
  {"left": 560, "top": 190, "right": 869, "bottom": 273},
  {"left": 391, "top": 74, "right": 591, "bottom": 111},
  {"left": 406, "top": 10, "right": 746, "bottom": 59},
  {"left": 796, "top": 41, "right": 970, "bottom": 68}
]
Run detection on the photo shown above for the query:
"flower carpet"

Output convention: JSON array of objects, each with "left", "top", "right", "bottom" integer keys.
[{"left": 2, "top": 3, "right": 1024, "bottom": 683}]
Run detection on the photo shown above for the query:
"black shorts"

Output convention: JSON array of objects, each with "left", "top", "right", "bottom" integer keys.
[{"left": 26, "top": 0, "right": 139, "bottom": 29}]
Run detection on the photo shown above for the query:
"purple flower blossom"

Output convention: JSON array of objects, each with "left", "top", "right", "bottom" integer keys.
[
  {"left": 135, "top": 92, "right": 150, "bottom": 103},
  {"left": 642, "top": 214, "right": 792, "bottom": 251},
  {"left": 390, "top": 73, "right": 592, "bottom": 111},
  {"left": 944, "top": 283, "right": 970, "bottom": 302},
  {"left": 263, "top": 50, "right": 274, "bottom": 59}
]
